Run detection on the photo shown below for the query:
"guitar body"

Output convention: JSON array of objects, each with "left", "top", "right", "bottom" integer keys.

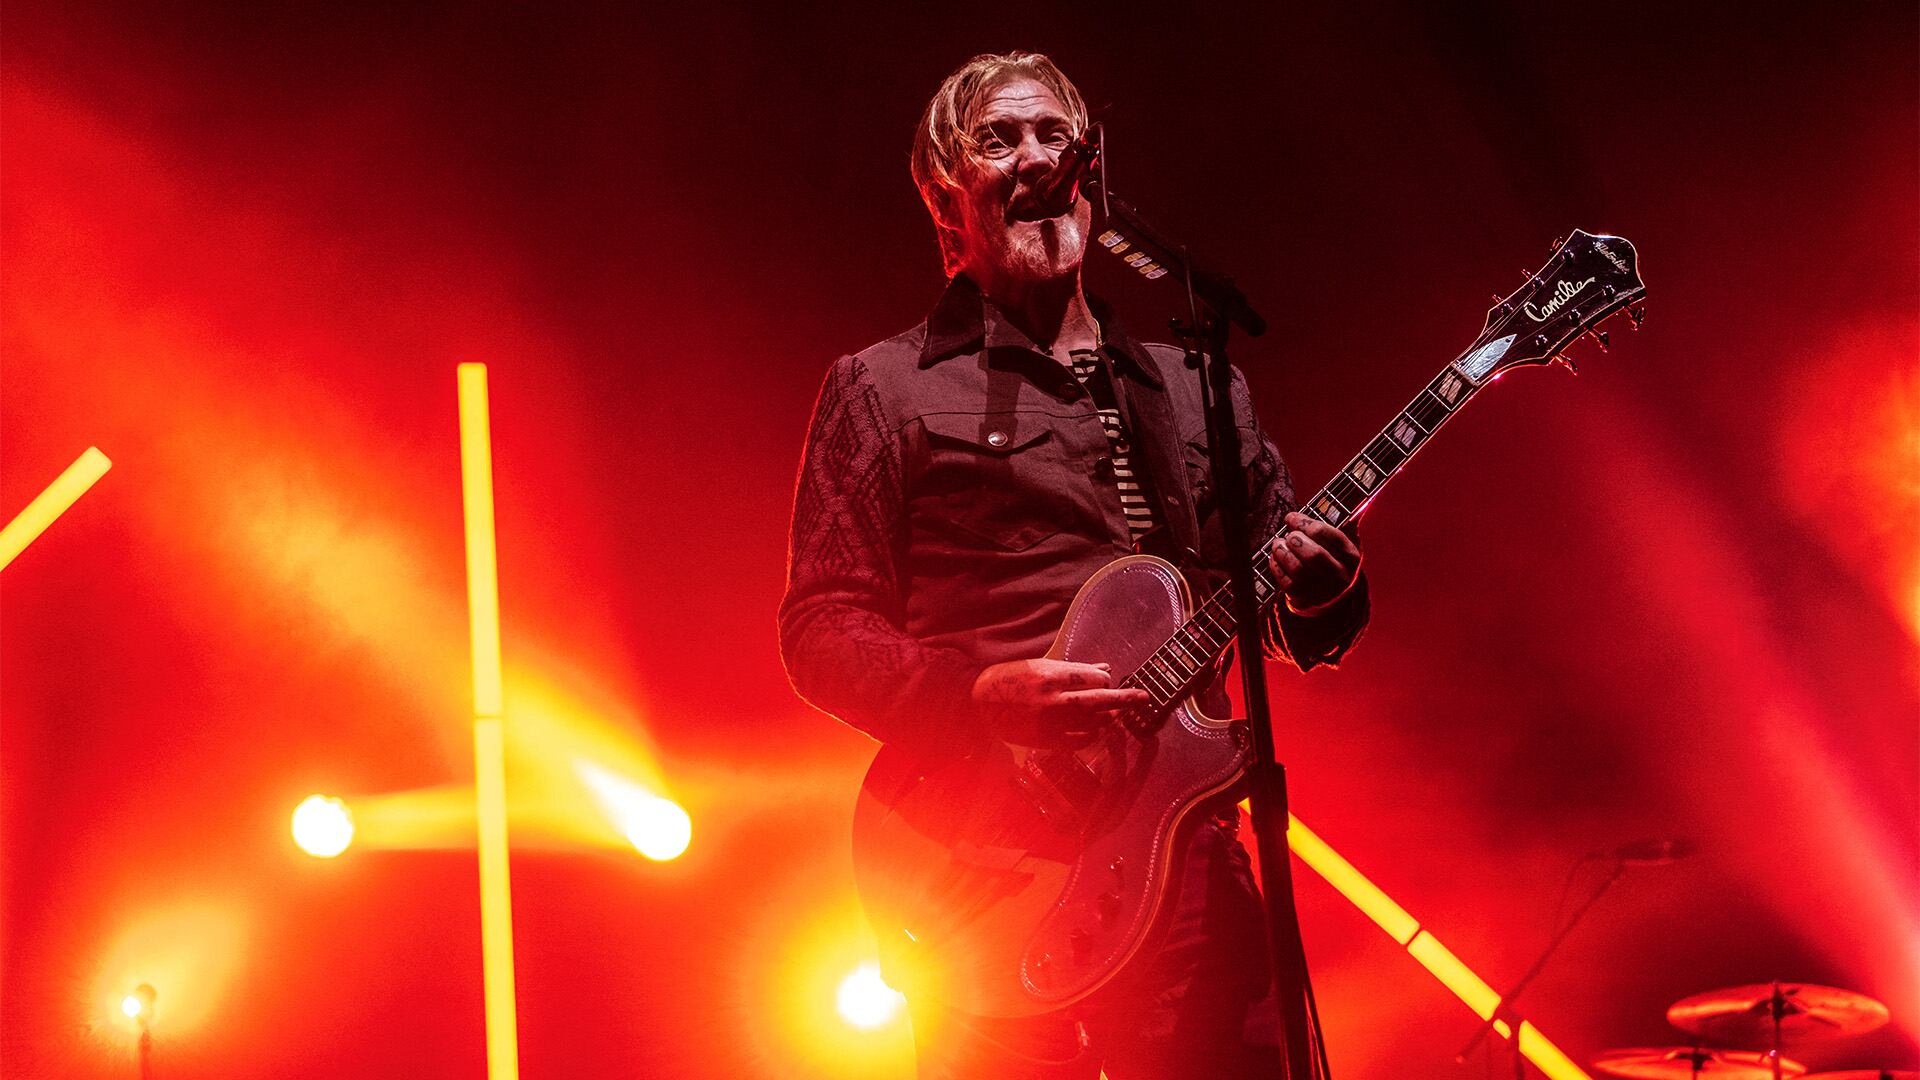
[{"left": 851, "top": 555, "right": 1249, "bottom": 1017}]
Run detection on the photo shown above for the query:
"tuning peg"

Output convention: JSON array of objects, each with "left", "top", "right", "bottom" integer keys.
[
  {"left": 1628, "top": 306, "right": 1646, "bottom": 330},
  {"left": 1550, "top": 236, "right": 1565, "bottom": 251},
  {"left": 1587, "top": 329, "right": 1610, "bottom": 352},
  {"left": 1557, "top": 353, "right": 1580, "bottom": 374}
]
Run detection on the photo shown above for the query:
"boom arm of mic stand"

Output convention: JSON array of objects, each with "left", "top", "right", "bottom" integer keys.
[
  {"left": 1455, "top": 857, "right": 1631, "bottom": 1066},
  {"left": 1088, "top": 182, "right": 1269, "bottom": 338}
]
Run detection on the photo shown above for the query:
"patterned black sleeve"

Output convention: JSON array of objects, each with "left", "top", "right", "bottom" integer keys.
[
  {"left": 777, "top": 355, "right": 986, "bottom": 756},
  {"left": 1231, "top": 367, "right": 1370, "bottom": 670}
]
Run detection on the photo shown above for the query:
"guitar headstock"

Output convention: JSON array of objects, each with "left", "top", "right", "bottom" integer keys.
[{"left": 1455, "top": 230, "right": 1647, "bottom": 382}]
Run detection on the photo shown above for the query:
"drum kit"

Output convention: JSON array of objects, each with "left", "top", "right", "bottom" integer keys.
[{"left": 1593, "top": 981, "right": 1906, "bottom": 1080}]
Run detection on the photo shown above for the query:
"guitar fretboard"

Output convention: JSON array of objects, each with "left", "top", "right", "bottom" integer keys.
[{"left": 1118, "top": 360, "right": 1486, "bottom": 716}]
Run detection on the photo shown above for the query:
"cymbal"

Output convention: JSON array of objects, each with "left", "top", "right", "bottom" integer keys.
[
  {"left": 1800, "top": 1072, "right": 1918, "bottom": 1080},
  {"left": 1669, "top": 983, "right": 1892, "bottom": 1042},
  {"left": 1594, "top": 1046, "right": 1806, "bottom": 1079}
]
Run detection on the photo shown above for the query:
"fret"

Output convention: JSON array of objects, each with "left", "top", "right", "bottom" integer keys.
[
  {"left": 1365, "top": 432, "right": 1408, "bottom": 472},
  {"left": 1388, "top": 413, "right": 1427, "bottom": 450},
  {"left": 1196, "top": 602, "right": 1234, "bottom": 648},
  {"left": 1325, "top": 473, "right": 1368, "bottom": 515},
  {"left": 1137, "top": 662, "right": 1173, "bottom": 701},
  {"left": 1431, "top": 368, "right": 1473, "bottom": 407},
  {"left": 1170, "top": 634, "right": 1203, "bottom": 669},
  {"left": 1198, "top": 595, "right": 1228, "bottom": 630},
  {"left": 1344, "top": 453, "right": 1385, "bottom": 494},
  {"left": 1150, "top": 654, "right": 1183, "bottom": 691},
  {"left": 1193, "top": 634, "right": 1222, "bottom": 664},
  {"left": 1408, "top": 392, "right": 1452, "bottom": 431},
  {"left": 1188, "top": 614, "right": 1225, "bottom": 651},
  {"left": 1308, "top": 488, "right": 1351, "bottom": 528},
  {"left": 1163, "top": 650, "right": 1191, "bottom": 682}
]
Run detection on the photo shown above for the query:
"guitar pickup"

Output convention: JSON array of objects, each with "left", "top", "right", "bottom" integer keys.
[{"left": 1033, "top": 750, "right": 1103, "bottom": 811}]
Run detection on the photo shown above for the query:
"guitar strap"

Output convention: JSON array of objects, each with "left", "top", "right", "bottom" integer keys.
[
  {"left": 1109, "top": 345, "right": 1245, "bottom": 719},
  {"left": 1106, "top": 344, "right": 1205, "bottom": 579}
]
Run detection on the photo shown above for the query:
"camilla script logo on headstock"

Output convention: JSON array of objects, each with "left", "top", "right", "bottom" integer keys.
[{"left": 1524, "top": 276, "right": 1595, "bottom": 323}]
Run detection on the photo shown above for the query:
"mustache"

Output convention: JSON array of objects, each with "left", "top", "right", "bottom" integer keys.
[{"left": 1004, "top": 189, "right": 1071, "bottom": 223}]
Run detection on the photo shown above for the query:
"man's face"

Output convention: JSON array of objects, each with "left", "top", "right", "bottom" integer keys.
[{"left": 942, "top": 77, "right": 1092, "bottom": 288}]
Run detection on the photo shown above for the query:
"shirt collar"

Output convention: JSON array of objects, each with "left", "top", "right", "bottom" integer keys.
[{"left": 917, "top": 273, "right": 1164, "bottom": 388}]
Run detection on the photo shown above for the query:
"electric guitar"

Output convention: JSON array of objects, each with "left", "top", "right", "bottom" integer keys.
[{"left": 852, "top": 230, "right": 1648, "bottom": 1017}]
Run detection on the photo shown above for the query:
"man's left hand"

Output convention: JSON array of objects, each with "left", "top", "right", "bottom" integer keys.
[{"left": 1269, "top": 511, "right": 1362, "bottom": 614}]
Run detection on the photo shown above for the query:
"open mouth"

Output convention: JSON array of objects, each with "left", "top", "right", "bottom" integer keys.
[
  {"left": 1006, "top": 203, "right": 1067, "bottom": 224},
  {"left": 1005, "top": 198, "right": 1064, "bottom": 224}
]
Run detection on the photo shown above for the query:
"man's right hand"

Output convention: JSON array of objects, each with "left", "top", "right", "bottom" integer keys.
[{"left": 970, "top": 658, "right": 1153, "bottom": 747}]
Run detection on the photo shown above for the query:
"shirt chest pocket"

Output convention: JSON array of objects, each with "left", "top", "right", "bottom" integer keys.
[
  {"left": 913, "top": 411, "right": 1065, "bottom": 552},
  {"left": 1182, "top": 425, "right": 1264, "bottom": 520}
]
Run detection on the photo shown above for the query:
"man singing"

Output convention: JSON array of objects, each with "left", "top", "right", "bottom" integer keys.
[{"left": 779, "top": 51, "right": 1367, "bottom": 1079}]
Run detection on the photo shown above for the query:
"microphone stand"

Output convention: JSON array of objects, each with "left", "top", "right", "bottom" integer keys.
[
  {"left": 1083, "top": 163, "right": 1320, "bottom": 1080},
  {"left": 1455, "top": 856, "right": 1631, "bottom": 1077}
]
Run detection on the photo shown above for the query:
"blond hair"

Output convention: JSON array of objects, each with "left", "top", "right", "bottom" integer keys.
[{"left": 910, "top": 52, "right": 1090, "bottom": 277}]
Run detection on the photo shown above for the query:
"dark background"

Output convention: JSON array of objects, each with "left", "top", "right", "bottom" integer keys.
[{"left": 4, "top": 3, "right": 1915, "bottom": 1078}]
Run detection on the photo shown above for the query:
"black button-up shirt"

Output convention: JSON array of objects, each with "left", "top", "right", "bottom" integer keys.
[{"left": 779, "top": 274, "right": 1366, "bottom": 758}]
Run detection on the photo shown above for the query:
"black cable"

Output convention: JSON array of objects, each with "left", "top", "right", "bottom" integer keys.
[{"left": 1302, "top": 965, "right": 1331, "bottom": 1078}]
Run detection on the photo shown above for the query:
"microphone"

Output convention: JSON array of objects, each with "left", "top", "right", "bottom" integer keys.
[
  {"left": 1030, "top": 125, "right": 1102, "bottom": 218},
  {"left": 1606, "top": 838, "right": 1696, "bottom": 865}
]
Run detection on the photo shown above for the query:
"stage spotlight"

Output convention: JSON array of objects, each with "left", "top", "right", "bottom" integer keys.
[
  {"left": 291, "top": 794, "right": 355, "bottom": 857},
  {"left": 836, "top": 964, "right": 905, "bottom": 1030},
  {"left": 575, "top": 761, "right": 691, "bottom": 860},
  {"left": 625, "top": 797, "right": 692, "bottom": 862},
  {"left": 121, "top": 983, "right": 156, "bottom": 1022}
]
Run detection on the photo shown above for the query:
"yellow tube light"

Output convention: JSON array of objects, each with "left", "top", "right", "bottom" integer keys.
[
  {"left": 458, "top": 364, "right": 518, "bottom": 1080},
  {"left": 460, "top": 365, "right": 505, "bottom": 719},
  {"left": 1407, "top": 930, "right": 1507, "bottom": 1030},
  {"left": 1517, "top": 1022, "right": 1590, "bottom": 1080},
  {"left": 1264, "top": 805, "right": 1592, "bottom": 1078},
  {"left": 1285, "top": 813, "right": 1420, "bottom": 945},
  {"left": 0, "top": 447, "right": 112, "bottom": 571}
]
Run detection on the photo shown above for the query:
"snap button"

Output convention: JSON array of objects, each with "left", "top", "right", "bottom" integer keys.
[
  {"left": 1059, "top": 382, "right": 1083, "bottom": 400},
  {"left": 986, "top": 430, "right": 1009, "bottom": 448}
]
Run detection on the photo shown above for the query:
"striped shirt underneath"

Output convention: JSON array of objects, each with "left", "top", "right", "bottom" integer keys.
[{"left": 1068, "top": 348, "right": 1162, "bottom": 543}]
